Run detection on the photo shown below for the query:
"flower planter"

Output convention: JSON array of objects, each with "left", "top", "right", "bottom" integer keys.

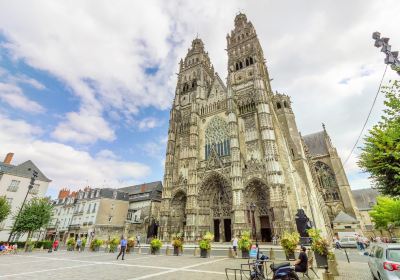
[
  {"left": 285, "top": 251, "right": 296, "bottom": 261},
  {"left": 173, "top": 246, "right": 180, "bottom": 256},
  {"left": 241, "top": 250, "right": 250, "bottom": 259},
  {"left": 200, "top": 248, "right": 210, "bottom": 258},
  {"left": 67, "top": 246, "right": 74, "bottom": 251},
  {"left": 151, "top": 248, "right": 160, "bottom": 255},
  {"left": 314, "top": 252, "right": 328, "bottom": 268}
]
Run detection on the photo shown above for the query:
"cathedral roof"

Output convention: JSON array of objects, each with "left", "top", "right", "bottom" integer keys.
[
  {"left": 332, "top": 211, "right": 359, "bottom": 224},
  {"left": 303, "top": 131, "right": 329, "bottom": 156},
  {"left": 352, "top": 188, "right": 379, "bottom": 210}
]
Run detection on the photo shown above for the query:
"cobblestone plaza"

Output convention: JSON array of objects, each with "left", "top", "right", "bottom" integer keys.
[{"left": 0, "top": 248, "right": 373, "bottom": 280}]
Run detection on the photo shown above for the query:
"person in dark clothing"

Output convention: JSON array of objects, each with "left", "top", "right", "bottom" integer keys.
[
  {"left": 117, "top": 237, "right": 127, "bottom": 260},
  {"left": 294, "top": 246, "right": 308, "bottom": 273}
]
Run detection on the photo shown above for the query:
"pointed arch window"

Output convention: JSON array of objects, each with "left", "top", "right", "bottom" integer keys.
[{"left": 205, "top": 117, "right": 231, "bottom": 159}]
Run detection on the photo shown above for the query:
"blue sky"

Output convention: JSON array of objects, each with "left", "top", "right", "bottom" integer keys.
[{"left": 0, "top": 0, "right": 398, "bottom": 198}]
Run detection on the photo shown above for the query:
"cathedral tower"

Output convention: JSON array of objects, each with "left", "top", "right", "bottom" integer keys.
[{"left": 160, "top": 14, "right": 339, "bottom": 242}]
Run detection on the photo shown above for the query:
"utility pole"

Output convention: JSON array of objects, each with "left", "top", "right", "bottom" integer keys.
[
  {"left": 372, "top": 32, "right": 400, "bottom": 75},
  {"left": 7, "top": 170, "right": 38, "bottom": 242}
]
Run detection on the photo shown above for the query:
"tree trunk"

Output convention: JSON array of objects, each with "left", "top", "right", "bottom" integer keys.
[{"left": 24, "top": 231, "right": 32, "bottom": 252}]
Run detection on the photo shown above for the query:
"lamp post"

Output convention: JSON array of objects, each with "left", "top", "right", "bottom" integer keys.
[
  {"left": 372, "top": 32, "right": 400, "bottom": 75},
  {"left": 249, "top": 202, "right": 256, "bottom": 240},
  {"left": 7, "top": 170, "right": 38, "bottom": 242}
]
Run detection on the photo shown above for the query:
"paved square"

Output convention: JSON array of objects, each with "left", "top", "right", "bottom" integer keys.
[
  {"left": 0, "top": 251, "right": 248, "bottom": 280},
  {"left": 0, "top": 249, "right": 374, "bottom": 279}
]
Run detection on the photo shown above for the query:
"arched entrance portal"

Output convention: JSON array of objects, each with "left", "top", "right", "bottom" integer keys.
[
  {"left": 199, "top": 172, "right": 232, "bottom": 242},
  {"left": 170, "top": 191, "right": 187, "bottom": 234},
  {"left": 244, "top": 179, "right": 273, "bottom": 242}
]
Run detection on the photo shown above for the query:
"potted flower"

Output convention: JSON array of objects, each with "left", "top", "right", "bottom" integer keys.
[
  {"left": 127, "top": 237, "right": 135, "bottom": 253},
  {"left": 81, "top": 238, "right": 87, "bottom": 251},
  {"left": 307, "top": 229, "right": 331, "bottom": 268},
  {"left": 66, "top": 237, "right": 76, "bottom": 251},
  {"left": 150, "top": 238, "right": 163, "bottom": 255},
  {"left": 199, "top": 232, "right": 214, "bottom": 258},
  {"left": 90, "top": 238, "right": 103, "bottom": 252},
  {"left": 109, "top": 237, "right": 120, "bottom": 253},
  {"left": 171, "top": 233, "right": 184, "bottom": 256},
  {"left": 238, "top": 231, "right": 252, "bottom": 259},
  {"left": 280, "top": 231, "right": 299, "bottom": 260}
]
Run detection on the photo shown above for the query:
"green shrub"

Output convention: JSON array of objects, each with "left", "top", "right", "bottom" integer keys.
[
  {"left": 109, "top": 237, "right": 120, "bottom": 252},
  {"left": 90, "top": 238, "right": 103, "bottom": 251},
  {"left": 199, "top": 232, "right": 214, "bottom": 250},
  {"left": 81, "top": 238, "right": 87, "bottom": 248},
  {"left": 238, "top": 231, "right": 252, "bottom": 251},
  {"left": 280, "top": 231, "right": 299, "bottom": 255},
  {"left": 150, "top": 238, "right": 163, "bottom": 251}
]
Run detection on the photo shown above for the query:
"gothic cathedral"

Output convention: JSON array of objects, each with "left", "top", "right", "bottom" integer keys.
[{"left": 160, "top": 14, "right": 359, "bottom": 242}]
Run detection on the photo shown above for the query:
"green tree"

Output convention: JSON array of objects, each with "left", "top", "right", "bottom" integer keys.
[
  {"left": 369, "top": 196, "right": 400, "bottom": 232},
  {"left": 12, "top": 198, "right": 53, "bottom": 249},
  {"left": 358, "top": 80, "right": 400, "bottom": 196},
  {"left": 0, "top": 196, "right": 11, "bottom": 224}
]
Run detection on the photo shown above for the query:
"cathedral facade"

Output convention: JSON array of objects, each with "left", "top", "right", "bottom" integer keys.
[{"left": 160, "top": 14, "right": 358, "bottom": 242}]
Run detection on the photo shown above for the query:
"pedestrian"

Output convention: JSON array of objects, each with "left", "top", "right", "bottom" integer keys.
[
  {"left": 52, "top": 239, "right": 59, "bottom": 252},
  {"left": 333, "top": 236, "right": 341, "bottom": 249},
  {"left": 76, "top": 237, "right": 82, "bottom": 252},
  {"left": 272, "top": 235, "right": 277, "bottom": 245},
  {"left": 117, "top": 236, "right": 127, "bottom": 260},
  {"left": 136, "top": 234, "right": 141, "bottom": 247},
  {"left": 232, "top": 236, "right": 238, "bottom": 258}
]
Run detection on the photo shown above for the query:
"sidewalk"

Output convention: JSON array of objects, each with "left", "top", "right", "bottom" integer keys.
[{"left": 335, "top": 261, "right": 373, "bottom": 280}]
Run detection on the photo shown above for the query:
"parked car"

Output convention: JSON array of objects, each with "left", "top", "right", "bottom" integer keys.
[
  {"left": 368, "top": 243, "right": 400, "bottom": 280},
  {"left": 339, "top": 236, "right": 358, "bottom": 248}
]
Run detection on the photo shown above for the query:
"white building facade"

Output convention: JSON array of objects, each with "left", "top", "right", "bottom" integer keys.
[{"left": 0, "top": 153, "right": 51, "bottom": 241}]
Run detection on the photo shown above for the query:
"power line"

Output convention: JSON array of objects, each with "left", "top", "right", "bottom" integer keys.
[{"left": 343, "top": 64, "right": 388, "bottom": 167}]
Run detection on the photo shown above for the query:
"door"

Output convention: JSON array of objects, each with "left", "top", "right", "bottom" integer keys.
[
  {"left": 261, "top": 228, "right": 272, "bottom": 242},
  {"left": 260, "top": 216, "right": 272, "bottom": 242},
  {"left": 224, "top": 219, "right": 231, "bottom": 242},
  {"left": 214, "top": 219, "right": 220, "bottom": 242}
]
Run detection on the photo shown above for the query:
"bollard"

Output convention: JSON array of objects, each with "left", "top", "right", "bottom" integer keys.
[
  {"left": 269, "top": 248, "right": 275, "bottom": 260},
  {"left": 166, "top": 246, "right": 171, "bottom": 256},
  {"left": 328, "top": 259, "right": 339, "bottom": 276},
  {"left": 322, "top": 266, "right": 334, "bottom": 280},
  {"left": 194, "top": 246, "right": 199, "bottom": 256},
  {"left": 138, "top": 246, "right": 142, "bottom": 254},
  {"left": 228, "top": 247, "right": 234, "bottom": 258},
  {"left": 322, "top": 271, "right": 334, "bottom": 280}
]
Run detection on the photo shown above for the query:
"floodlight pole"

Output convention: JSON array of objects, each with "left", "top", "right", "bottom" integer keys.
[{"left": 372, "top": 32, "right": 400, "bottom": 75}]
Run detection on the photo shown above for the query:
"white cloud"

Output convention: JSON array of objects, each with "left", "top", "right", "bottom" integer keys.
[
  {"left": 51, "top": 110, "right": 115, "bottom": 144},
  {"left": 0, "top": 114, "right": 151, "bottom": 194},
  {"left": 137, "top": 117, "right": 162, "bottom": 131},
  {"left": 0, "top": 82, "right": 45, "bottom": 113}
]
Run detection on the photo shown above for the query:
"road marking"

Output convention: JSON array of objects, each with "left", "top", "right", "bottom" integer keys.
[
  {"left": 0, "top": 263, "right": 99, "bottom": 278},
  {"left": 128, "top": 258, "right": 229, "bottom": 280},
  {"left": 0, "top": 259, "right": 55, "bottom": 266}
]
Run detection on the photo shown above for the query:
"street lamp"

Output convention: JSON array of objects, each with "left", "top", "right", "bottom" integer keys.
[
  {"left": 372, "top": 32, "right": 400, "bottom": 75},
  {"left": 249, "top": 202, "right": 256, "bottom": 240},
  {"left": 8, "top": 169, "right": 38, "bottom": 242}
]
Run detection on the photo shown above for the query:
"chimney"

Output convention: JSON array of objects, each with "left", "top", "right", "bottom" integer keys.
[
  {"left": 58, "top": 188, "right": 70, "bottom": 199},
  {"left": 3, "top": 153, "right": 14, "bottom": 164}
]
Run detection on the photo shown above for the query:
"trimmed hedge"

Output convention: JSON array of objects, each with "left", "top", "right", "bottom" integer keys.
[{"left": 1, "top": 240, "right": 52, "bottom": 249}]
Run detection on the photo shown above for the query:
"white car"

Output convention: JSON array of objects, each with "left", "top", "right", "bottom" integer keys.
[
  {"left": 368, "top": 243, "right": 400, "bottom": 280},
  {"left": 338, "top": 236, "right": 358, "bottom": 248}
]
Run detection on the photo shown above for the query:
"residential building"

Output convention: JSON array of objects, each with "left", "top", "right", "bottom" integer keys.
[
  {"left": 48, "top": 187, "right": 129, "bottom": 243},
  {"left": 118, "top": 181, "right": 162, "bottom": 239},
  {"left": 0, "top": 153, "right": 51, "bottom": 241}
]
